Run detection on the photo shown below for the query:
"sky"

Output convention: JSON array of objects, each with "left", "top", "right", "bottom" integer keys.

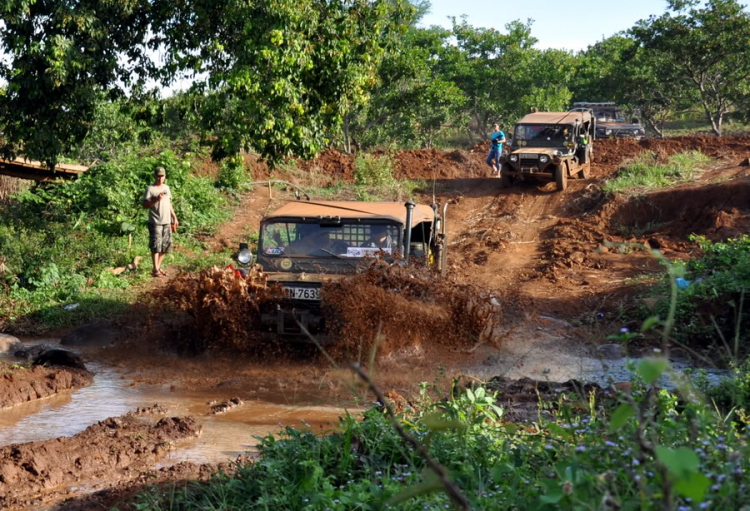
[{"left": 418, "top": 0, "right": 673, "bottom": 51}]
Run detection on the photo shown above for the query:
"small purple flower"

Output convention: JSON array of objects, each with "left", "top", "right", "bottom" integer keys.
[
  {"left": 605, "top": 440, "right": 617, "bottom": 447},
  {"left": 678, "top": 506, "right": 691, "bottom": 511},
  {"left": 717, "top": 444, "right": 727, "bottom": 450},
  {"left": 718, "top": 436, "right": 725, "bottom": 442},
  {"left": 545, "top": 444, "right": 554, "bottom": 450},
  {"left": 717, "top": 474, "right": 726, "bottom": 483},
  {"left": 702, "top": 440, "right": 710, "bottom": 446},
  {"left": 711, "top": 484, "right": 720, "bottom": 491},
  {"left": 576, "top": 446, "right": 586, "bottom": 452},
  {"left": 598, "top": 312, "right": 605, "bottom": 318},
  {"left": 699, "top": 503, "right": 709, "bottom": 510},
  {"left": 632, "top": 458, "right": 640, "bottom": 466},
  {"left": 620, "top": 327, "right": 629, "bottom": 333}
]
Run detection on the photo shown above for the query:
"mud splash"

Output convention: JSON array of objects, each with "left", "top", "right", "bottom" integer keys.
[{"left": 322, "top": 261, "right": 502, "bottom": 359}]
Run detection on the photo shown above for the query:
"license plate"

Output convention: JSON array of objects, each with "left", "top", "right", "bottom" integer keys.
[
  {"left": 284, "top": 287, "right": 321, "bottom": 301},
  {"left": 521, "top": 154, "right": 539, "bottom": 159}
]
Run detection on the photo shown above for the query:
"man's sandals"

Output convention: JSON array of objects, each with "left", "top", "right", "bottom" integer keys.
[{"left": 151, "top": 269, "right": 168, "bottom": 278}]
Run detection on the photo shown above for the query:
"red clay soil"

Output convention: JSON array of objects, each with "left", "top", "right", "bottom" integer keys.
[
  {"left": 0, "top": 414, "right": 201, "bottom": 510},
  {"left": 0, "top": 363, "right": 93, "bottom": 409}
]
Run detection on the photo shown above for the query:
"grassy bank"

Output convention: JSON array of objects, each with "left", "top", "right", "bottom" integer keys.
[
  {"left": 134, "top": 363, "right": 749, "bottom": 510},
  {"left": 602, "top": 151, "right": 710, "bottom": 195}
]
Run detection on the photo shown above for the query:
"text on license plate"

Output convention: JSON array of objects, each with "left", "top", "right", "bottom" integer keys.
[{"left": 284, "top": 287, "right": 321, "bottom": 300}]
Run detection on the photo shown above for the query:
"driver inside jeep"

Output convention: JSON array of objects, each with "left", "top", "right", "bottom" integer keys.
[
  {"left": 285, "top": 226, "right": 349, "bottom": 256},
  {"left": 363, "top": 226, "right": 394, "bottom": 250}
]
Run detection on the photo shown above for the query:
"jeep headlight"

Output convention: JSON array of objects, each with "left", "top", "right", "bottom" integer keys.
[
  {"left": 539, "top": 155, "right": 549, "bottom": 163},
  {"left": 237, "top": 248, "right": 254, "bottom": 265},
  {"left": 509, "top": 154, "right": 518, "bottom": 162}
]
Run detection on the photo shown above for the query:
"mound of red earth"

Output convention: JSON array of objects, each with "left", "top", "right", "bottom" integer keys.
[
  {"left": 0, "top": 363, "right": 93, "bottom": 409},
  {"left": 0, "top": 414, "right": 201, "bottom": 509}
]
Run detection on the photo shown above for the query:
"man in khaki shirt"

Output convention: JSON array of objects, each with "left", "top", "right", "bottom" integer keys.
[{"left": 142, "top": 166, "right": 179, "bottom": 277}]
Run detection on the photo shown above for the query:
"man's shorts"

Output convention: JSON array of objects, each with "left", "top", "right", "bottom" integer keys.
[{"left": 148, "top": 223, "right": 173, "bottom": 254}]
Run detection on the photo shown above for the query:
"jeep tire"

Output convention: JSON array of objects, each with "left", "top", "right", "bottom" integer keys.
[
  {"left": 555, "top": 164, "right": 568, "bottom": 191},
  {"left": 578, "top": 161, "right": 591, "bottom": 179}
]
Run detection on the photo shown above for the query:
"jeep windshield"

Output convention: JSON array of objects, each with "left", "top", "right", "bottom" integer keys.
[
  {"left": 260, "top": 221, "right": 400, "bottom": 258},
  {"left": 514, "top": 124, "right": 572, "bottom": 143}
]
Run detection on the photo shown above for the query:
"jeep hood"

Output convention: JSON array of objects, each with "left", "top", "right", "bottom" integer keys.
[{"left": 509, "top": 147, "right": 560, "bottom": 156}]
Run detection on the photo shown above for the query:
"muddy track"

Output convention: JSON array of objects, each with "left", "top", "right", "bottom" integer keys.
[
  {"left": 0, "top": 414, "right": 201, "bottom": 510},
  {"left": 0, "top": 363, "right": 93, "bottom": 409}
]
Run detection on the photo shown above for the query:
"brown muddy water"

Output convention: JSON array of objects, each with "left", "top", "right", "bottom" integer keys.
[{"left": 0, "top": 340, "right": 352, "bottom": 466}]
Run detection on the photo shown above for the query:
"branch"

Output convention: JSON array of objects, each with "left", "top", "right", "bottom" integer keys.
[{"left": 350, "top": 363, "right": 471, "bottom": 511}]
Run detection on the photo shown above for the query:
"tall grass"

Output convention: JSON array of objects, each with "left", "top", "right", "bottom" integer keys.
[{"left": 602, "top": 150, "right": 710, "bottom": 194}]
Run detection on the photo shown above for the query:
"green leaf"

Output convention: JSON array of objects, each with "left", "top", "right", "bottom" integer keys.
[
  {"left": 673, "top": 472, "right": 710, "bottom": 501},
  {"left": 637, "top": 358, "right": 669, "bottom": 385},
  {"left": 386, "top": 469, "right": 442, "bottom": 505},
  {"left": 640, "top": 316, "right": 660, "bottom": 332},
  {"left": 608, "top": 403, "right": 635, "bottom": 432},
  {"left": 655, "top": 446, "right": 699, "bottom": 479},
  {"left": 546, "top": 423, "right": 573, "bottom": 440},
  {"left": 422, "top": 411, "right": 466, "bottom": 431}
]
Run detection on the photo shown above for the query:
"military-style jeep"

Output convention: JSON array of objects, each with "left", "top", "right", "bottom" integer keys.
[
  {"left": 571, "top": 102, "right": 644, "bottom": 140},
  {"left": 234, "top": 200, "right": 447, "bottom": 336},
  {"left": 500, "top": 111, "right": 595, "bottom": 191}
]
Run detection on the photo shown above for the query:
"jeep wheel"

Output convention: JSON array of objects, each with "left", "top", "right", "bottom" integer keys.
[
  {"left": 578, "top": 162, "right": 591, "bottom": 179},
  {"left": 500, "top": 171, "right": 513, "bottom": 188},
  {"left": 555, "top": 164, "right": 568, "bottom": 191}
]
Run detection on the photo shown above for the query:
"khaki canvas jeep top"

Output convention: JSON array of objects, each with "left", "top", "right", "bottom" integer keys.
[
  {"left": 501, "top": 111, "right": 594, "bottom": 191},
  {"left": 236, "top": 200, "right": 447, "bottom": 336}
]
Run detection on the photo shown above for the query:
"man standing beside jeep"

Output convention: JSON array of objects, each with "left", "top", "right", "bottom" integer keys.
[
  {"left": 142, "top": 166, "right": 178, "bottom": 278},
  {"left": 486, "top": 123, "right": 506, "bottom": 176}
]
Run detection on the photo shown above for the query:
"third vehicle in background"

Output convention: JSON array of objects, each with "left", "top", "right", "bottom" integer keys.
[
  {"left": 500, "top": 110, "right": 595, "bottom": 191},
  {"left": 571, "top": 102, "right": 645, "bottom": 140}
]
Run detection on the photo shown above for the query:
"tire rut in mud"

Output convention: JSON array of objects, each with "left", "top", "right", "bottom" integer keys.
[
  {"left": 0, "top": 414, "right": 201, "bottom": 510},
  {"left": 0, "top": 363, "right": 93, "bottom": 409}
]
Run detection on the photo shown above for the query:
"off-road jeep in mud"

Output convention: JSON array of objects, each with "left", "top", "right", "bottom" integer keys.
[
  {"left": 235, "top": 201, "right": 447, "bottom": 337},
  {"left": 500, "top": 111, "right": 594, "bottom": 191},
  {"left": 571, "top": 102, "right": 644, "bottom": 140}
]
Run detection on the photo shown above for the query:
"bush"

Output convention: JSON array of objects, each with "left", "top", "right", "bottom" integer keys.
[
  {"left": 217, "top": 155, "right": 248, "bottom": 190},
  {"left": 662, "top": 235, "right": 750, "bottom": 356},
  {"left": 354, "top": 154, "right": 396, "bottom": 187}
]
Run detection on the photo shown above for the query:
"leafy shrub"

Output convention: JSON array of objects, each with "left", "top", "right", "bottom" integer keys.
[
  {"left": 354, "top": 154, "right": 396, "bottom": 187},
  {"left": 217, "top": 154, "right": 248, "bottom": 190},
  {"left": 663, "top": 235, "right": 750, "bottom": 355}
]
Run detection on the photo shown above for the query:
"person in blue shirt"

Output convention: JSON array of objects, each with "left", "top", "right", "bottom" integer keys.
[{"left": 486, "top": 123, "right": 506, "bottom": 176}]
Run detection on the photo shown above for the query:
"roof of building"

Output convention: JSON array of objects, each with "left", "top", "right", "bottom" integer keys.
[{"left": 263, "top": 201, "right": 436, "bottom": 227}]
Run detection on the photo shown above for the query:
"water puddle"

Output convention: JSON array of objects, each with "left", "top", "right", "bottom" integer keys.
[{"left": 0, "top": 341, "right": 351, "bottom": 466}]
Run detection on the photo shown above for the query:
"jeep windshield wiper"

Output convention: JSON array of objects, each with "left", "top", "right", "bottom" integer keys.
[{"left": 320, "top": 248, "right": 358, "bottom": 267}]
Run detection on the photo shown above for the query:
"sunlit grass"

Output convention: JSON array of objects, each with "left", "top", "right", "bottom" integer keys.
[{"left": 602, "top": 150, "right": 710, "bottom": 194}]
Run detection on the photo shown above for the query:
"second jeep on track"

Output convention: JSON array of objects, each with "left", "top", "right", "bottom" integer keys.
[{"left": 500, "top": 110, "right": 595, "bottom": 191}]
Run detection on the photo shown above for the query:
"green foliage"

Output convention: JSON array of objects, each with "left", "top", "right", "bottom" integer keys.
[
  {"left": 133, "top": 380, "right": 750, "bottom": 510},
  {"left": 354, "top": 154, "right": 396, "bottom": 187},
  {"left": 602, "top": 150, "right": 709, "bottom": 194},
  {"left": 0, "top": 0, "right": 151, "bottom": 167},
  {"left": 217, "top": 155, "right": 248, "bottom": 190},
  {"left": 630, "top": 0, "right": 750, "bottom": 136},
  {"left": 663, "top": 235, "right": 750, "bottom": 355}
]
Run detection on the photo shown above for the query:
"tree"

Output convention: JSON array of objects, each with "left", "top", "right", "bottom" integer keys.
[
  {"left": 445, "top": 18, "right": 575, "bottom": 141},
  {"left": 631, "top": 0, "right": 750, "bottom": 136},
  {"left": 0, "top": 0, "right": 150, "bottom": 167},
  {"left": 572, "top": 35, "right": 694, "bottom": 138},
  {"left": 151, "top": 0, "right": 413, "bottom": 164},
  {"left": 344, "top": 25, "right": 466, "bottom": 151}
]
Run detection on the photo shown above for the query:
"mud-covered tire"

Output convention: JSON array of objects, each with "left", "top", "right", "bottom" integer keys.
[
  {"left": 500, "top": 171, "right": 512, "bottom": 188},
  {"left": 578, "top": 162, "right": 591, "bottom": 179},
  {"left": 555, "top": 164, "right": 568, "bottom": 191}
]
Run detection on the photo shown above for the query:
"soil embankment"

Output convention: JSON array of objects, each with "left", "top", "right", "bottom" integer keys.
[
  {"left": 0, "top": 363, "right": 93, "bottom": 409},
  {"left": 0, "top": 413, "right": 201, "bottom": 510}
]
